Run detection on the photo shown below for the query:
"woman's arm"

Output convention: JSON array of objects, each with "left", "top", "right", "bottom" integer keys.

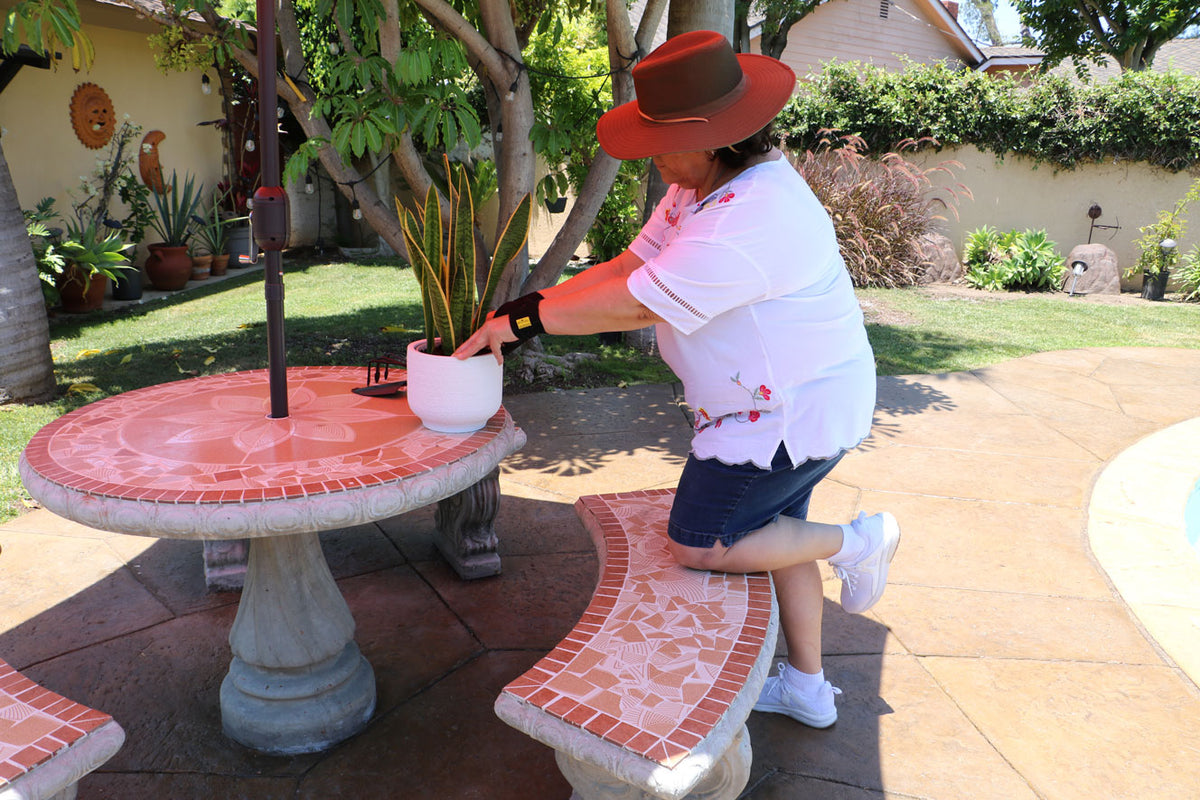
[
  {"left": 454, "top": 251, "right": 662, "bottom": 362},
  {"left": 539, "top": 249, "right": 645, "bottom": 300}
]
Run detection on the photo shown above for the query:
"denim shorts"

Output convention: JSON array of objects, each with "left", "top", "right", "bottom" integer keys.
[{"left": 667, "top": 444, "right": 844, "bottom": 548}]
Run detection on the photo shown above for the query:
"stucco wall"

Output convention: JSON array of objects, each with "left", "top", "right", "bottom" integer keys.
[
  {"left": 910, "top": 145, "right": 1200, "bottom": 285},
  {"left": 0, "top": 15, "right": 224, "bottom": 260}
]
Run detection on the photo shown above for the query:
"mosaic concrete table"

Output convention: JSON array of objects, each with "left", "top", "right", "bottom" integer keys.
[{"left": 18, "top": 366, "right": 526, "bottom": 755}]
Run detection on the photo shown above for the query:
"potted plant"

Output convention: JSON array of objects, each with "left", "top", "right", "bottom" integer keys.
[
  {"left": 113, "top": 167, "right": 155, "bottom": 300},
  {"left": 56, "top": 219, "right": 134, "bottom": 313},
  {"left": 1128, "top": 180, "right": 1199, "bottom": 300},
  {"left": 54, "top": 120, "right": 148, "bottom": 301},
  {"left": 192, "top": 194, "right": 240, "bottom": 276},
  {"left": 145, "top": 170, "right": 204, "bottom": 290},
  {"left": 397, "top": 157, "right": 531, "bottom": 433}
]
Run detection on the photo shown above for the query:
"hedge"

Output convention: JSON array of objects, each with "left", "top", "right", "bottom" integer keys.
[{"left": 776, "top": 60, "right": 1200, "bottom": 172}]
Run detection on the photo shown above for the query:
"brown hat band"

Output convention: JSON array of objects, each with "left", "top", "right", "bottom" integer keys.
[{"left": 637, "top": 76, "right": 749, "bottom": 125}]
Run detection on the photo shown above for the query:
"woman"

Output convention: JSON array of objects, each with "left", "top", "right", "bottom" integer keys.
[{"left": 455, "top": 30, "right": 899, "bottom": 729}]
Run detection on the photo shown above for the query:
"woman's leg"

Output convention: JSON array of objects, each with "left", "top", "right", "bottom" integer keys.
[
  {"left": 773, "top": 560, "right": 824, "bottom": 674},
  {"left": 667, "top": 514, "right": 842, "bottom": 574},
  {"left": 668, "top": 514, "right": 840, "bottom": 675}
]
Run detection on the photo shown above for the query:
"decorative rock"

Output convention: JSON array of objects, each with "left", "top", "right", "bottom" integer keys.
[
  {"left": 917, "top": 232, "right": 962, "bottom": 284},
  {"left": 1062, "top": 243, "right": 1120, "bottom": 295}
]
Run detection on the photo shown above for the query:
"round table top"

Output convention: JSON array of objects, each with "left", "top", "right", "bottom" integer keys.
[{"left": 19, "top": 366, "right": 524, "bottom": 539}]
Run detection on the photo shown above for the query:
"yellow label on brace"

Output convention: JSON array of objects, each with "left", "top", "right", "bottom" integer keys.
[{"left": 516, "top": 316, "right": 533, "bottom": 330}]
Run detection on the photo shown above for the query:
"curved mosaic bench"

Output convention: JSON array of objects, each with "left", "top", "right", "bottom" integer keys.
[
  {"left": 495, "top": 489, "right": 779, "bottom": 800},
  {"left": 0, "top": 659, "right": 124, "bottom": 800}
]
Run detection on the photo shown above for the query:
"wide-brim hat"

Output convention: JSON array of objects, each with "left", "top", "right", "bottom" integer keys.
[{"left": 596, "top": 30, "right": 796, "bottom": 160}]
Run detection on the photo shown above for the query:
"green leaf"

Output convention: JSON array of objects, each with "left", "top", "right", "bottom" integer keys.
[
  {"left": 451, "top": 165, "right": 475, "bottom": 339},
  {"left": 480, "top": 193, "right": 531, "bottom": 319}
]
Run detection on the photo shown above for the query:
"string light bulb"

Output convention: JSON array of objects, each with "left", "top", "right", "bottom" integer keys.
[
  {"left": 305, "top": 175, "right": 314, "bottom": 194},
  {"left": 201, "top": 74, "right": 212, "bottom": 95},
  {"left": 352, "top": 200, "right": 362, "bottom": 220},
  {"left": 245, "top": 136, "right": 256, "bottom": 152}
]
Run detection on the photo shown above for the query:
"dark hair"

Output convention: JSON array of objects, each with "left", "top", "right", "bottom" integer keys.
[{"left": 715, "top": 123, "right": 776, "bottom": 168}]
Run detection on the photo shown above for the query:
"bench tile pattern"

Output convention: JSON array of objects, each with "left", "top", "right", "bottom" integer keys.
[
  {"left": 501, "top": 490, "right": 773, "bottom": 769},
  {"left": 0, "top": 660, "right": 112, "bottom": 785}
]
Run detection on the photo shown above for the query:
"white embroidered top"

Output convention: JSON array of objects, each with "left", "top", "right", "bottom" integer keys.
[{"left": 626, "top": 156, "right": 876, "bottom": 469}]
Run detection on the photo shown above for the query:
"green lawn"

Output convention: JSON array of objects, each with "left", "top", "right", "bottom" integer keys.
[{"left": 3, "top": 260, "right": 1199, "bottom": 523}]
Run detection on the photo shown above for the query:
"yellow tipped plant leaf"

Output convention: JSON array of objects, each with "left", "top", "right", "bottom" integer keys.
[
  {"left": 450, "top": 165, "right": 475, "bottom": 343},
  {"left": 479, "top": 193, "right": 532, "bottom": 324},
  {"left": 75, "top": 349, "right": 101, "bottom": 360},
  {"left": 422, "top": 185, "right": 444, "bottom": 288},
  {"left": 67, "top": 383, "right": 100, "bottom": 394},
  {"left": 204, "top": 356, "right": 216, "bottom": 366},
  {"left": 399, "top": 203, "right": 437, "bottom": 349},
  {"left": 119, "top": 354, "right": 132, "bottom": 365},
  {"left": 380, "top": 325, "right": 414, "bottom": 333}
]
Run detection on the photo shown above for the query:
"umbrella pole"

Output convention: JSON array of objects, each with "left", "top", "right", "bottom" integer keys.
[{"left": 255, "top": 0, "right": 289, "bottom": 418}]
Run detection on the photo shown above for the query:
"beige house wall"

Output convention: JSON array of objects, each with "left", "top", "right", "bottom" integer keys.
[
  {"left": 910, "top": 145, "right": 1200, "bottom": 285},
  {"left": 0, "top": 10, "right": 224, "bottom": 260},
  {"left": 761, "top": 0, "right": 974, "bottom": 77}
]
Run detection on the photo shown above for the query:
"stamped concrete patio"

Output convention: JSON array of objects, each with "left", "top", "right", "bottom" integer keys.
[{"left": 2, "top": 346, "right": 1199, "bottom": 798}]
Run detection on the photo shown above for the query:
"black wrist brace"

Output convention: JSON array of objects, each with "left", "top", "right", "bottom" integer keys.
[{"left": 504, "top": 292, "right": 545, "bottom": 342}]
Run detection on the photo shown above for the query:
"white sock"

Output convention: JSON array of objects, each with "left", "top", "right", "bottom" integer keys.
[
  {"left": 781, "top": 663, "right": 826, "bottom": 695},
  {"left": 830, "top": 521, "right": 867, "bottom": 566}
]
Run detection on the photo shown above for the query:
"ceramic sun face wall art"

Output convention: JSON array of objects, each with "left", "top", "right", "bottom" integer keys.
[{"left": 70, "top": 82, "right": 116, "bottom": 149}]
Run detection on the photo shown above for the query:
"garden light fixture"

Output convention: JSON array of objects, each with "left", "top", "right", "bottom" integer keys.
[{"left": 1067, "top": 259, "right": 1088, "bottom": 297}]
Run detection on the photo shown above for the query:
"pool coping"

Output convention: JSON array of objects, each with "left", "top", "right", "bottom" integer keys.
[{"left": 1088, "top": 416, "right": 1200, "bottom": 689}]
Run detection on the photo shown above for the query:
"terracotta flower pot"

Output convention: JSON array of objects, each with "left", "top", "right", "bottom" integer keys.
[
  {"left": 145, "top": 243, "right": 192, "bottom": 291},
  {"left": 405, "top": 338, "right": 502, "bottom": 433},
  {"left": 211, "top": 254, "right": 230, "bottom": 276},
  {"left": 191, "top": 254, "right": 213, "bottom": 281},
  {"left": 56, "top": 264, "right": 107, "bottom": 313}
]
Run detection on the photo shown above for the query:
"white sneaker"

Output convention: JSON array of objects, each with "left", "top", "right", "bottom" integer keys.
[
  {"left": 753, "top": 664, "right": 841, "bottom": 728},
  {"left": 832, "top": 511, "right": 901, "bottom": 614}
]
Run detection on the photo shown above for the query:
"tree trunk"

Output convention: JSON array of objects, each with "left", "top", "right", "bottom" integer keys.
[
  {"left": 0, "top": 144, "right": 57, "bottom": 404},
  {"left": 965, "top": 0, "right": 1004, "bottom": 45},
  {"left": 668, "top": 0, "right": 733, "bottom": 42},
  {"left": 520, "top": 0, "right": 654, "bottom": 293}
]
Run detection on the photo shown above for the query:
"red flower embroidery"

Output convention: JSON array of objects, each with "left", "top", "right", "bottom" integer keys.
[
  {"left": 718, "top": 191, "right": 735, "bottom": 204},
  {"left": 759, "top": 385, "right": 771, "bottom": 400},
  {"left": 748, "top": 411, "right": 760, "bottom": 422}
]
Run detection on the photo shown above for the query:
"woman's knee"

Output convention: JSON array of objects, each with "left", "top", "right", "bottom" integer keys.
[{"left": 668, "top": 538, "right": 725, "bottom": 571}]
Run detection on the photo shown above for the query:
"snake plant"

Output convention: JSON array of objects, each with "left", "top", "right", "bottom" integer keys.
[{"left": 398, "top": 158, "right": 531, "bottom": 356}]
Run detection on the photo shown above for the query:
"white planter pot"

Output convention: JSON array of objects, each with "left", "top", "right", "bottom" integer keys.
[{"left": 405, "top": 339, "right": 503, "bottom": 433}]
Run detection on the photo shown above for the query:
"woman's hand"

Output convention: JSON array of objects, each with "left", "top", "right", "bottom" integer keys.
[{"left": 454, "top": 313, "right": 516, "bottom": 364}]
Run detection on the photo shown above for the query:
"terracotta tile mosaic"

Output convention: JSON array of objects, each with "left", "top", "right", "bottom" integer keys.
[
  {"left": 21, "top": 367, "right": 509, "bottom": 505},
  {"left": 0, "top": 659, "right": 112, "bottom": 785},
  {"left": 499, "top": 490, "right": 773, "bottom": 768}
]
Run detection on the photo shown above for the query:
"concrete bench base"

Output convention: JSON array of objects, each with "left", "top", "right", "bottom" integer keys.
[
  {"left": 495, "top": 490, "right": 778, "bottom": 800},
  {"left": 0, "top": 660, "right": 124, "bottom": 800}
]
